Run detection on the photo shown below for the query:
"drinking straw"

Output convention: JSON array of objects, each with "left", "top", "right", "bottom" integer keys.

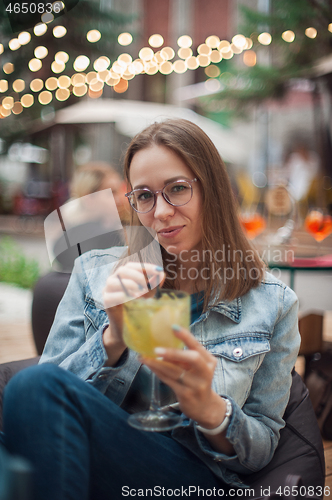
[{"left": 117, "top": 275, "right": 132, "bottom": 297}]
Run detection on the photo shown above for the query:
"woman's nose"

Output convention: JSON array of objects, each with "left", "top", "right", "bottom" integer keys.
[{"left": 153, "top": 193, "right": 174, "bottom": 219}]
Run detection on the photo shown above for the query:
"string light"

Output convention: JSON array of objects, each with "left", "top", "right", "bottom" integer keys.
[
  {"left": 177, "top": 35, "right": 192, "bottom": 48},
  {"left": 114, "top": 78, "right": 128, "bottom": 93},
  {"left": 58, "top": 75, "right": 71, "bottom": 88},
  {"left": 149, "top": 34, "right": 164, "bottom": 48},
  {"left": 219, "top": 40, "right": 230, "bottom": 51},
  {"left": 28, "top": 59, "right": 42, "bottom": 72},
  {"left": 197, "top": 44, "right": 211, "bottom": 55},
  {"left": 244, "top": 38, "right": 253, "bottom": 49},
  {"left": 0, "top": 107, "right": 11, "bottom": 117},
  {"left": 139, "top": 47, "right": 154, "bottom": 61},
  {"left": 222, "top": 50, "right": 234, "bottom": 60},
  {"left": 93, "top": 56, "right": 110, "bottom": 72},
  {"left": 161, "top": 47, "right": 175, "bottom": 60},
  {"left": 21, "top": 94, "right": 34, "bottom": 107},
  {"left": 178, "top": 47, "right": 192, "bottom": 59},
  {"left": 17, "top": 31, "right": 31, "bottom": 45},
  {"left": 71, "top": 74, "right": 85, "bottom": 86},
  {"left": 205, "top": 65, "right": 220, "bottom": 78},
  {"left": 89, "top": 88, "right": 103, "bottom": 99},
  {"left": 232, "top": 34, "right": 247, "bottom": 49},
  {"left": 0, "top": 24, "right": 327, "bottom": 114},
  {"left": 73, "top": 84, "right": 87, "bottom": 97},
  {"left": 186, "top": 56, "right": 199, "bottom": 70},
  {"left": 173, "top": 60, "right": 187, "bottom": 73},
  {"left": 210, "top": 50, "right": 222, "bottom": 63},
  {"left": 144, "top": 63, "right": 158, "bottom": 75},
  {"left": 9, "top": 38, "right": 21, "bottom": 51},
  {"left": 0, "top": 80, "right": 8, "bottom": 92},
  {"left": 197, "top": 54, "right": 210, "bottom": 67},
  {"left": 258, "top": 32, "right": 272, "bottom": 45},
  {"left": 56, "top": 88, "right": 70, "bottom": 101},
  {"left": 243, "top": 50, "right": 256, "bottom": 66},
  {"left": 34, "top": 46, "right": 48, "bottom": 59},
  {"left": 73, "top": 56, "right": 90, "bottom": 72},
  {"left": 159, "top": 61, "right": 173, "bottom": 74},
  {"left": 305, "top": 27, "right": 317, "bottom": 38},
  {"left": 118, "top": 33, "right": 133, "bottom": 46},
  {"left": 51, "top": 61, "right": 65, "bottom": 73},
  {"left": 45, "top": 77, "right": 58, "bottom": 90},
  {"left": 205, "top": 35, "right": 220, "bottom": 48},
  {"left": 52, "top": 1, "right": 65, "bottom": 12},
  {"left": 87, "top": 30, "right": 101, "bottom": 43},
  {"left": 3, "top": 63, "right": 14, "bottom": 74},
  {"left": 282, "top": 30, "right": 295, "bottom": 42},
  {"left": 2, "top": 96, "right": 14, "bottom": 110},
  {"left": 55, "top": 52, "right": 69, "bottom": 63},
  {"left": 12, "top": 79, "right": 25, "bottom": 92},
  {"left": 34, "top": 23, "right": 47, "bottom": 36},
  {"left": 41, "top": 12, "right": 54, "bottom": 23},
  {"left": 122, "top": 70, "right": 135, "bottom": 80},
  {"left": 53, "top": 26, "right": 67, "bottom": 38},
  {"left": 86, "top": 72, "right": 97, "bottom": 84},
  {"left": 90, "top": 80, "right": 104, "bottom": 92},
  {"left": 230, "top": 43, "right": 243, "bottom": 54},
  {"left": 39, "top": 91, "right": 53, "bottom": 105},
  {"left": 12, "top": 102, "right": 23, "bottom": 114},
  {"left": 119, "top": 54, "right": 133, "bottom": 66},
  {"left": 30, "top": 79, "right": 44, "bottom": 92},
  {"left": 131, "top": 60, "right": 144, "bottom": 74},
  {"left": 105, "top": 72, "right": 120, "bottom": 86}
]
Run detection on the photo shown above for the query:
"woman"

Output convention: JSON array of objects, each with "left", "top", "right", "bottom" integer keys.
[{"left": 3, "top": 119, "right": 300, "bottom": 500}]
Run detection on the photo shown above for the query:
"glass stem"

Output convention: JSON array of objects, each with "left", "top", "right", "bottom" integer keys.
[{"left": 149, "top": 372, "right": 161, "bottom": 412}]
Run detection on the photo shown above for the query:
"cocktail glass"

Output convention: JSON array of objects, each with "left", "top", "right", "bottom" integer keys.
[
  {"left": 123, "top": 289, "right": 190, "bottom": 431},
  {"left": 304, "top": 209, "right": 332, "bottom": 242},
  {"left": 239, "top": 210, "right": 266, "bottom": 240}
]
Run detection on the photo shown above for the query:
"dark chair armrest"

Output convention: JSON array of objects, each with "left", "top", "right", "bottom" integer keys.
[{"left": 0, "top": 357, "right": 40, "bottom": 432}]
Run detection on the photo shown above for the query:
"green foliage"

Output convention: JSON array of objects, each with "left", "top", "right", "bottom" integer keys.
[{"left": 0, "top": 236, "right": 40, "bottom": 289}]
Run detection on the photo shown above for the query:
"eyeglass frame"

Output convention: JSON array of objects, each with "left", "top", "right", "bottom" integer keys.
[{"left": 125, "top": 178, "right": 198, "bottom": 214}]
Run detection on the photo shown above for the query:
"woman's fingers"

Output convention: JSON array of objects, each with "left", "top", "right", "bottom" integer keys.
[
  {"left": 103, "top": 262, "right": 165, "bottom": 307},
  {"left": 171, "top": 326, "right": 214, "bottom": 362}
]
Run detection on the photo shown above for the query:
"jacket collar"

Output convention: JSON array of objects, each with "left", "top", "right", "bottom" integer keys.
[{"left": 209, "top": 296, "right": 242, "bottom": 323}]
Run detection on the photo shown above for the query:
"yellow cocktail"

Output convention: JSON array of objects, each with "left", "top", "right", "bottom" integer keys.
[{"left": 123, "top": 290, "right": 190, "bottom": 358}]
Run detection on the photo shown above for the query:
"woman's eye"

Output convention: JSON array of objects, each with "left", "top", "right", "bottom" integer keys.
[
  {"left": 137, "top": 191, "right": 153, "bottom": 201},
  {"left": 170, "top": 184, "right": 187, "bottom": 193}
]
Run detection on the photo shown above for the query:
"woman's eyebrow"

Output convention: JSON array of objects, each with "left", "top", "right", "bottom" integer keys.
[{"left": 133, "top": 176, "right": 190, "bottom": 190}]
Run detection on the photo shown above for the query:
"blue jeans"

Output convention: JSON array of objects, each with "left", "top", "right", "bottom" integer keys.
[{"left": 2, "top": 364, "right": 225, "bottom": 500}]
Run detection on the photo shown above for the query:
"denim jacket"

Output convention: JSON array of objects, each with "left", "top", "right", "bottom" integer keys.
[{"left": 40, "top": 247, "right": 301, "bottom": 487}]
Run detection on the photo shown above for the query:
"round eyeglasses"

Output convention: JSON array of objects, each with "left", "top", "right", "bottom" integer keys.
[{"left": 125, "top": 178, "right": 198, "bottom": 214}]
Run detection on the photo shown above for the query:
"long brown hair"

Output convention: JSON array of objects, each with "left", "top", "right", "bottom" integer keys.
[{"left": 123, "top": 118, "right": 265, "bottom": 309}]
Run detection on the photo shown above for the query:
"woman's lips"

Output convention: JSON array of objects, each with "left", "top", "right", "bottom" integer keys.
[{"left": 158, "top": 226, "right": 183, "bottom": 238}]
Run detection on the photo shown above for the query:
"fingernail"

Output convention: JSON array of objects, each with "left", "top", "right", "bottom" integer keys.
[
  {"left": 172, "top": 324, "right": 181, "bottom": 331},
  {"left": 154, "top": 347, "right": 166, "bottom": 356},
  {"left": 137, "top": 283, "right": 145, "bottom": 290},
  {"left": 155, "top": 266, "right": 163, "bottom": 272}
]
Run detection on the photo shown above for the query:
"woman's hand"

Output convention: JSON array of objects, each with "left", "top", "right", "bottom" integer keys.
[
  {"left": 102, "top": 262, "right": 164, "bottom": 366},
  {"left": 141, "top": 326, "right": 223, "bottom": 425},
  {"left": 141, "top": 326, "right": 234, "bottom": 455}
]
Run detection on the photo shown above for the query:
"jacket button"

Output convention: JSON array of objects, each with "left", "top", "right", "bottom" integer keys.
[{"left": 233, "top": 347, "right": 243, "bottom": 358}]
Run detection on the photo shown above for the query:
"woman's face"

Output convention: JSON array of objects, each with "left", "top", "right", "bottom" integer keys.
[{"left": 129, "top": 145, "right": 203, "bottom": 257}]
